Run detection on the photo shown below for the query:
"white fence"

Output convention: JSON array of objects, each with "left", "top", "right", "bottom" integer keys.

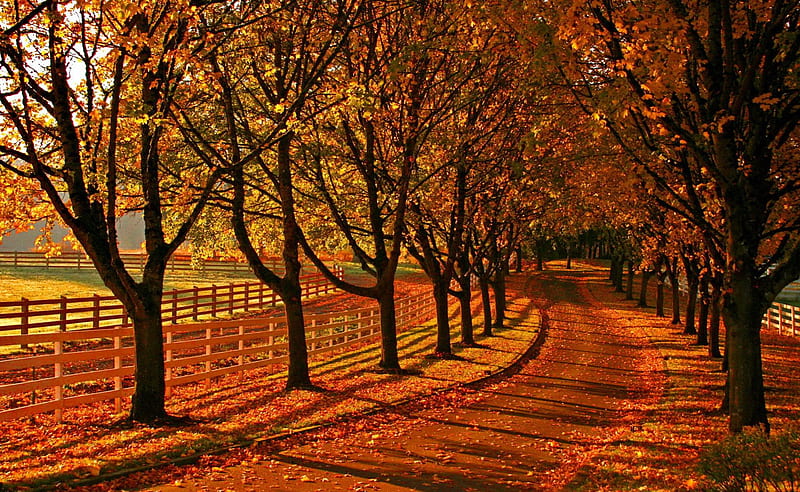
[{"left": 763, "top": 302, "right": 799, "bottom": 337}]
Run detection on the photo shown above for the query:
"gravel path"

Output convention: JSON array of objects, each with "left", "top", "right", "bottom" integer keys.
[{"left": 149, "top": 266, "right": 663, "bottom": 491}]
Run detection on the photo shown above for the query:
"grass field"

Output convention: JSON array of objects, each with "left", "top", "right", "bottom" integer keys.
[
  {"left": 0, "top": 266, "right": 259, "bottom": 303},
  {"left": 0, "top": 260, "right": 424, "bottom": 304}
]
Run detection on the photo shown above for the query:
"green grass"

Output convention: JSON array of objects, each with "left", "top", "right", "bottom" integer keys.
[{"left": 0, "top": 265, "right": 258, "bottom": 303}]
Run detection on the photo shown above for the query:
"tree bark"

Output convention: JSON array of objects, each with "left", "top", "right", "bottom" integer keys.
[
  {"left": 655, "top": 270, "right": 666, "bottom": 317},
  {"left": 709, "top": 276, "right": 723, "bottom": 358},
  {"left": 283, "top": 288, "right": 312, "bottom": 388},
  {"left": 696, "top": 272, "right": 710, "bottom": 346},
  {"left": 491, "top": 269, "right": 506, "bottom": 328},
  {"left": 723, "top": 272, "right": 768, "bottom": 432},
  {"left": 377, "top": 282, "right": 401, "bottom": 370},
  {"left": 666, "top": 258, "right": 681, "bottom": 325},
  {"left": 684, "top": 276, "right": 698, "bottom": 335},
  {"left": 479, "top": 276, "right": 493, "bottom": 336},
  {"left": 432, "top": 280, "right": 452, "bottom": 355},
  {"left": 626, "top": 260, "right": 635, "bottom": 300},
  {"left": 457, "top": 276, "right": 475, "bottom": 345},
  {"left": 637, "top": 270, "right": 652, "bottom": 307},
  {"left": 129, "top": 293, "right": 168, "bottom": 421}
]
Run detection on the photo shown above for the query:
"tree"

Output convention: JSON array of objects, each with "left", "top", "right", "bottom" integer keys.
[
  {"left": 0, "top": 0, "right": 239, "bottom": 422},
  {"left": 176, "top": 0, "right": 361, "bottom": 390},
  {"left": 295, "top": 0, "right": 472, "bottom": 370},
  {"left": 405, "top": 31, "right": 526, "bottom": 354}
]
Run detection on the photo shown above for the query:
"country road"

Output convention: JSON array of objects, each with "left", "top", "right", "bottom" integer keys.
[{"left": 149, "top": 267, "right": 663, "bottom": 491}]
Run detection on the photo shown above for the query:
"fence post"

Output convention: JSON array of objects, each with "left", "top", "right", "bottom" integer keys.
[
  {"left": 172, "top": 291, "right": 178, "bottom": 323},
  {"left": 244, "top": 283, "right": 250, "bottom": 312},
  {"left": 165, "top": 330, "right": 173, "bottom": 398},
  {"left": 21, "top": 297, "right": 29, "bottom": 349},
  {"left": 60, "top": 295, "right": 68, "bottom": 332},
  {"left": 229, "top": 284, "right": 235, "bottom": 316},
  {"left": 309, "top": 319, "right": 317, "bottom": 351},
  {"left": 205, "top": 326, "right": 212, "bottom": 387},
  {"left": 13, "top": 250, "right": 18, "bottom": 267},
  {"left": 258, "top": 283, "right": 264, "bottom": 310},
  {"left": 238, "top": 324, "right": 245, "bottom": 381},
  {"left": 211, "top": 284, "right": 218, "bottom": 318},
  {"left": 54, "top": 335, "right": 64, "bottom": 423},
  {"left": 114, "top": 333, "right": 122, "bottom": 413},
  {"left": 193, "top": 286, "right": 199, "bottom": 321},
  {"left": 54, "top": 306, "right": 67, "bottom": 423},
  {"left": 268, "top": 323, "right": 274, "bottom": 359},
  {"left": 93, "top": 294, "right": 101, "bottom": 330}
]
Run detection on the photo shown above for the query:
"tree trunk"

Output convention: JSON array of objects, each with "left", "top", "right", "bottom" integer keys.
[
  {"left": 667, "top": 260, "right": 681, "bottom": 325},
  {"left": 612, "top": 256, "right": 625, "bottom": 292},
  {"left": 684, "top": 276, "right": 698, "bottom": 335},
  {"left": 656, "top": 271, "right": 666, "bottom": 317},
  {"left": 625, "top": 260, "right": 635, "bottom": 300},
  {"left": 638, "top": 270, "right": 651, "bottom": 307},
  {"left": 377, "top": 283, "right": 401, "bottom": 370},
  {"left": 515, "top": 246, "right": 523, "bottom": 273},
  {"left": 283, "top": 285, "right": 312, "bottom": 389},
  {"left": 480, "top": 276, "right": 493, "bottom": 336},
  {"left": 536, "top": 250, "right": 544, "bottom": 271},
  {"left": 432, "top": 280, "right": 451, "bottom": 355},
  {"left": 724, "top": 265, "right": 769, "bottom": 432},
  {"left": 609, "top": 256, "right": 617, "bottom": 282},
  {"left": 709, "top": 277, "right": 723, "bottom": 358},
  {"left": 458, "top": 277, "right": 475, "bottom": 345},
  {"left": 491, "top": 269, "right": 506, "bottom": 328},
  {"left": 696, "top": 273, "right": 710, "bottom": 346},
  {"left": 129, "top": 295, "right": 168, "bottom": 422},
  {"left": 566, "top": 243, "right": 572, "bottom": 269}
]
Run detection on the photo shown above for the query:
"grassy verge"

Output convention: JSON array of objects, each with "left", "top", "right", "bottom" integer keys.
[{"left": 0, "top": 274, "right": 539, "bottom": 490}]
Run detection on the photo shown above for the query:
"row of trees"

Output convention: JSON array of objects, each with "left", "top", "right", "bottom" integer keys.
[
  {"left": 511, "top": 0, "right": 800, "bottom": 433},
  {"left": 0, "top": 0, "right": 542, "bottom": 423}
]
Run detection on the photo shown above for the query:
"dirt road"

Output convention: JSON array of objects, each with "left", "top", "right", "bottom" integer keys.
[{"left": 150, "top": 267, "right": 662, "bottom": 491}]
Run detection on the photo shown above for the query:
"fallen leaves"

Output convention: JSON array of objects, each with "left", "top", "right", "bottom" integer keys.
[{"left": 0, "top": 275, "right": 539, "bottom": 490}]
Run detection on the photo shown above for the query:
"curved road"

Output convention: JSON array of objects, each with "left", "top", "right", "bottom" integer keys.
[{"left": 152, "top": 267, "right": 661, "bottom": 491}]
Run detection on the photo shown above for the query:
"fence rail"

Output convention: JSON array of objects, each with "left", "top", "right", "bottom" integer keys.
[
  {"left": 0, "top": 269, "right": 341, "bottom": 340},
  {"left": 676, "top": 277, "right": 798, "bottom": 337},
  {"left": 0, "top": 251, "right": 278, "bottom": 274},
  {"left": 763, "top": 302, "right": 799, "bottom": 337},
  {"left": 0, "top": 287, "right": 435, "bottom": 422}
]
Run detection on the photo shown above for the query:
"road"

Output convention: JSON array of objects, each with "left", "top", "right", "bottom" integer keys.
[{"left": 151, "top": 267, "right": 662, "bottom": 491}]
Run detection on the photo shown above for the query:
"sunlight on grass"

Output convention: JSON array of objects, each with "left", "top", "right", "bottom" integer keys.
[{"left": 0, "top": 266, "right": 257, "bottom": 303}]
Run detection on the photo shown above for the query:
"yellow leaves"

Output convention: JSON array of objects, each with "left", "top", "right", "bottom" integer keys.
[
  {"left": 752, "top": 92, "right": 780, "bottom": 111},
  {"left": 715, "top": 115, "right": 735, "bottom": 132}
]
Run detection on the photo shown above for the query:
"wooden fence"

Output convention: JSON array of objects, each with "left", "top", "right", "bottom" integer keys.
[
  {"left": 0, "top": 288, "right": 435, "bottom": 422},
  {"left": 0, "top": 251, "right": 277, "bottom": 274},
  {"left": 763, "top": 302, "right": 800, "bottom": 337},
  {"left": 676, "top": 277, "right": 798, "bottom": 337},
  {"left": 0, "top": 269, "right": 342, "bottom": 339}
]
